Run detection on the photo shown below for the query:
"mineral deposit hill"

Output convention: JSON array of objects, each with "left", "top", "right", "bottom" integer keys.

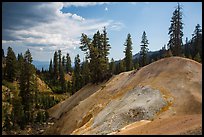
[{"left": 45, "top": 57, "right": 202, "bottom": 135}]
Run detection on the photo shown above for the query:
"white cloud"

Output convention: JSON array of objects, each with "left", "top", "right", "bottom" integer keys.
[
  {"left": 72, "top": 14, "right": 85, "bottom": 21},
  {"left": 105, "top": 7, "right": 108, "bottom": 11},
  {"left": 39, "top": 47, "right": 44, "bottom": 51},
  {"left": 63, "top": 2, "right": 110, "bottom": 7},
  {"left": 129, "top": 2, "right": 137, "bottom": 5},
  {"left": 2, "top": 2, "right": 123, "bottom": 61},
  {"left": 108, "top": 22, "right": 125, "bottom": 31}
]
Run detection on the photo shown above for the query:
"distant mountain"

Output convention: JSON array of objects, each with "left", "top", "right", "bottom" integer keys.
[
  {"left": 133, "top": 50, "right": 160, "bottom": 60},
  {"left": 32, "top": 60, "right": 49, "bottom": 70},
  {"left": 114, "top": 50, "right": 161, "bottom": 65},
  {"left": 32, "top": 60, "right": 75, "bottom": 71}
]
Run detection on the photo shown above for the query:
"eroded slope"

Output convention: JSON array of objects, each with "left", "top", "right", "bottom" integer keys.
[{"left": 45, "top": 57, "right": 202, "bottom": 135}]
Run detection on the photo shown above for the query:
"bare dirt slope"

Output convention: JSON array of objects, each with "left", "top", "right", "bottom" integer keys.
[
  {"left": 45, "top": 57, "right": 202, "bottom": 135},
  {"left": 36, "top": 76, "right": 52, "bottom": 93}
]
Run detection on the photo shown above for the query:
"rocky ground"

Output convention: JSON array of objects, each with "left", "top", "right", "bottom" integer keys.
[
  {"left": 181, "top": 127, "right": 202, "bottom": 135},
  {"left": 77, "top": 86, "right": 168, "bottom": 135},
  {"left": 43, "top": 57, "right": 202, "bottom": 135}
]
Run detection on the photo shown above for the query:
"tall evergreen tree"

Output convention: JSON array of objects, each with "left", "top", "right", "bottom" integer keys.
[
  {"left": 66, "top": 53, "right": 72, "bottom": 74},
  {"left": 165, "top": 49, "right": 173, "bottom": 57},
  {"left": 74, "top": 54, "right": 81, "bottom": 77},
  {"left": 80, "top": 28, "right": 111, "bottom": 83},
  {"left": 67, "top": 81, "right": 73, "bottom": 95},
  {"left": 140, "top": 31, "right": 149, "bottom": 67},
  {"left": 11, "top": 93, "right": 25, "bottom": 129},
  {"left": 73, "top": 54, "right": 81, "bottom": 92},
  {"left": 19, "top": 49, "right": 37, "bottom": 124},
  {"left": 59, "top": 64, "right": 66, "bottom": 92},
  {"left": 133, "top": 58, "right": 140, "bottom": 70},
  {"left": 192, "top": 24, "right": 202, "bottom": 58},
  {"left": 81, "top": 59, "right": 90, "bottom": 87},
  {"left": 53, "top": 51, "right": 58, "bottom": 81},
  {"left": 124, "top": 33, "right": 133, "bottom": 71},
  {"left": 194, "top": 53, "right": 201, "bottom": 63},
  {"left": 80, "top": 33, "right": 92, "bottom": 59},
  {"left": 62, "top": 55, "right": 66, "bottom": 72},
  {"left": 118, "top": 60, "right": 125, "bottom": 73},
  {"left": 2, "top": 48, "right": 5, "bottom": 58},
  {"left": 58, "top": 50, "right": 62, "bottom": 73},
  {"left": 2, "top": 49, "right": 6, "bottom": 80},
  {"left": 168, "top": 3, "right": 184, "bottom": 56},
  {"left": 90, "top": 31, "right": 102, "bottom": 82},
  {"left": 184, "top": 37, "right": 190, "bottom": 58},
  {"left": 5, "top": 47, "right": 17, "bottom": 82},
  {"left": 109, "top": 58, "right": 116, "bottom": 75},
  {"left": 101, "top": 27, "right": 111, "bottom": 79},
  {"left": 159, "top": 45, "right": 166, "bottom": 59},
  {"left": 16, "top": 53, "right": 24, "bottom": 81},
  {"left": 49, "top": 59, "right": 53, "bottom": 76}
]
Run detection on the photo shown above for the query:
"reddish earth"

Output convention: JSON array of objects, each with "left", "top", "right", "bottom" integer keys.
[
  {"left": 45, "top": 57, "right": 202, "bottom": 135},
  {"left": 116, "top": 114, "right": 202, "bottom": 135}
]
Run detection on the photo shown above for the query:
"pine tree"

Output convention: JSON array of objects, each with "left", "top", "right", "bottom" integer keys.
[
  {"left": 11, "top": 92, "right": 25, "bottom": 129},
  {"left": 194, "top": 53, "right": 201, "bottom": 63},
  {"left": 67, "top": 81, "right": 72, "bottom": 94},
  {"left": 92, "top": 31, "right": 102, "bottom": 82},
  {"left": 116, "top": 60, "right": 125, "bottom": 74},
  {"left": 168, "top": 3, "right": 184, "bottom": 56},
  {"left": 165, "top": 49, "right": 173, "bottom": 57},
  {"left": 184, "top": 37, "right": 190, "bottom": 58},
  {"left": 80, "top": 33, "right": 92, "bottom": 59},
  {"left": 16, "top": 53, "right": 24, "bottom": 81},
  {"left": 80, "top": 28, "right": 111, "bottom": 83},
  {"left": 100, "top": 27, "right": 111, "bottom": 80},
  {"left": 2, "top": 48, "right": 5, "bottom": 57},
  {"left": 19, "top": 49, "right": 37, "bottom": 123},
  {"left": 66, "top": 53, "right": 72, "bottom": 74},
  {"left": 41, "top": 67, "right": 44, "bottom": 73},
  {"left": 53, "top": 51, "right": 58, "bottom": 81},
  {"left": 109, "top": 58, "right": 116, "bottom": 75},
  {"left": 140, "top": 31, "right": 149, "bottom": 67},
  {"left": 49, "top": 59, "right": 53, "bottom": 77},
  {"left": 124, "top": 33, "right": 133, "bottom": 71},
  {"left": 192, "top": 24, "right": 202, "bottom": 58},
  {"left": 62, "top": 55, "right": 66, "bottom": 72},
  {"left": 119, "top": 60, "right": 125, "bottom": 73},
  {"left": 159, "top": 45, "right": 166, "bottom": 59},
  {"left": 81, "top": 59, "right": 91, "bottom": 87},
  {"left": 59, "top": 65, "right": 66, "bottom": 93},
  {"left": 2, "top": 48, "right": 6, "bottom": 79},
  {"left": 58, "top": 50, "right": 62, "bottom": 73},
  {"left": 73, "top": 54, "right": 81, "bottom": 92},
  {"left": 5, "top": 47, "right": 17, "bottom": 82},
  {"left": 133, "top": 58, "right": 140, "bottom": 70},
  {"left": 80, "top": 32, "right": 98, "bottom": 83}
]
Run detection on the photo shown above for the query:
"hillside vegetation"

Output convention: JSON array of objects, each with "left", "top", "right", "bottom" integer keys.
[{"left": 2, "top": 75, "right": 69, "bottom": 135}]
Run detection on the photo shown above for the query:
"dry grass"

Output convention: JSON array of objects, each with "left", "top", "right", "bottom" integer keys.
[
  {"left": 36, "top": 76, "right": 52, "bottom": 93},
  {"left": 64, "top": 74, "right": 72, "bottom": 81}
]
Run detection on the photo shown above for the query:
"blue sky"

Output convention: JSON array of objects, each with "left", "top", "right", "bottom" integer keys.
[{"left": 2, "top": 2, "right": 202, "bottom": 65}]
